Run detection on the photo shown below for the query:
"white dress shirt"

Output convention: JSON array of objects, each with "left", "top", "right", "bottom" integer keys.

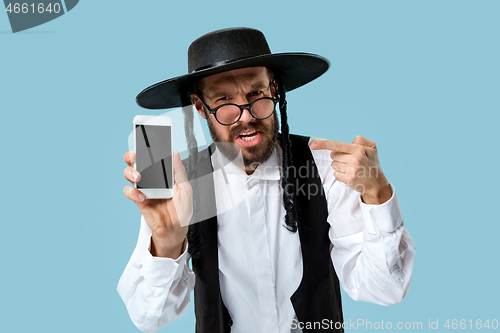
[{"left": 117, "top": 139, "right": 416, "bottom": 333}]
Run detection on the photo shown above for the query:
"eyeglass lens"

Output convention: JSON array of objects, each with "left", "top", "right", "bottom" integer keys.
[{"left": 216, "top": 98, "right": 275, "bottom": 125}]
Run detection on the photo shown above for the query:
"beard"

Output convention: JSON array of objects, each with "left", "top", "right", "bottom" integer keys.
[{"left": 207, "top": 111, "right": 279, "bottom": 169}]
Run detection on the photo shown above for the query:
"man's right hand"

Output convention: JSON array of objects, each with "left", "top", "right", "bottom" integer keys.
[{"left": 123, "top": 151, "right": 193, "bottom": 259}]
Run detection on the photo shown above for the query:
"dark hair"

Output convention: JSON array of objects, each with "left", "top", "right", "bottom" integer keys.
[
  {"left": 277, "top": 80, "right": 298, "bottom": 233},
  {"left": 192, "top": 79, "right": 205, "bottom": 100}
]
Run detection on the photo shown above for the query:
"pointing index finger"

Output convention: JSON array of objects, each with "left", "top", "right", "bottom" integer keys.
[{"left": 311, "top": 140, "right": 355, "bottom": 153}]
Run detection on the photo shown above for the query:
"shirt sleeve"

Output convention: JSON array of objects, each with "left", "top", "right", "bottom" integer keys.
[
  {"left": 117, "top": 215, "right": 196, "bottom": 333},
  {"left": 310, "top": 145, "right": 417, "bottom": 306}
]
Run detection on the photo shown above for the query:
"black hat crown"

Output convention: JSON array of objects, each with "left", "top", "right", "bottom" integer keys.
[{"left": 188, "top": 28, "right": 271, "bottom": 73}]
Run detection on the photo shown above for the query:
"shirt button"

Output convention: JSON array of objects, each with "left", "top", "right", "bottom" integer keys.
[{"left": 247, "top": 179, "right": 258, "bottom": 187}]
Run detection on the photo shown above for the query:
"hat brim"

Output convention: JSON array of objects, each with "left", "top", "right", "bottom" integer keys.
[{"left": 136, "top": 53, "right": 329, "bottom": 110}]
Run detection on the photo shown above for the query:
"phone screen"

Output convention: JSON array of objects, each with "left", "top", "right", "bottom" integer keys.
[{"left": 135, "top": 124, "right": 173, "bottom": 189}]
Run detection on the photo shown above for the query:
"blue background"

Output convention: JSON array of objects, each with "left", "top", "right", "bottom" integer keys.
[{"left": 1, "top": 1, "right": 499, "bottom": 332}]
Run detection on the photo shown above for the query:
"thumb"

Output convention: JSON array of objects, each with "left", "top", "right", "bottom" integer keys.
[
  {"left": 173, "top": 152, "right": 189, "bottom": 186},
  {"left": 352, "top": 135, "right": 363, "bottom": 145},
  {"left": 352, "top": 135, "right": 376, "bottom": 148}
]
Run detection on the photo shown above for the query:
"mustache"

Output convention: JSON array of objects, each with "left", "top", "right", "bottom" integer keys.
[{"left": 229, "top": 121, "right": 271, "bottom": 139}]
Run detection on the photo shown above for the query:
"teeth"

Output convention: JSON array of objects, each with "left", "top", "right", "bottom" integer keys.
[
  {"left": 239, "top": 130, "right": 258, "bottom": 142},
  {"left": 241, "top": 134, "right": 257, "bottom": 141}
]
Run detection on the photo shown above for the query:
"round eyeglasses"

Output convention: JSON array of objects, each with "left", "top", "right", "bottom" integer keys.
[{"left": 199, "top": 96, "right": 278, "bottom": 126}]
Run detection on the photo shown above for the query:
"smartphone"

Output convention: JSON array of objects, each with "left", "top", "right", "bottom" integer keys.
[{"left": 133, "top": 115, "right": 174, "bottom": 199}]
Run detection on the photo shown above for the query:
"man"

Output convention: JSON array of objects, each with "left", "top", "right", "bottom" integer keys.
[{"left": 118, "top": 28, "right": 416, "bottom": 333}]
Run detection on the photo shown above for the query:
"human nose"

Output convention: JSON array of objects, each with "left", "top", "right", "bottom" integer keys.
[
  {"left": 233, "top": 94, "right": 252, "bottom": 123},
  {"left": 238, "top": 104, "right": 253, "bottom": 123}
]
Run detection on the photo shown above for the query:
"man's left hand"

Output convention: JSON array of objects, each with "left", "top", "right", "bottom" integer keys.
[{"left": 311, "top": 136, "right": 392, "bottom": 205}]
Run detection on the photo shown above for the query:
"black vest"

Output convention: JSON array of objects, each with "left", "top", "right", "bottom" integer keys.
[{"left": 186, "top": 134, "right": 344, "bottom": 332}]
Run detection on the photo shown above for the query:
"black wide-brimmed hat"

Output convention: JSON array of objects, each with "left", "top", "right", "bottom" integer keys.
[{"left": 136, "top": 27, "right": 330, "bottom": 110}]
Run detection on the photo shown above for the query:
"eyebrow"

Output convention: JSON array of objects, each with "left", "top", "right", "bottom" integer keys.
[
  {"left": 205, "top": 80, "right": 270, "bottom": 100},
  {"left": 206, "top": 90, "right": 234, "bottom": 100},
  {"left": 250, "top": 81, "right": 269, "bottom": 91}
]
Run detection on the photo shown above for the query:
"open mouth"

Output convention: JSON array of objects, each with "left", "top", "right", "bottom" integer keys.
[
  {"left": 239, "top": 130, "right": 258, "bottom": 141},
  {"left": 236, "top": 130, "right": 261, "bottom": 147}
]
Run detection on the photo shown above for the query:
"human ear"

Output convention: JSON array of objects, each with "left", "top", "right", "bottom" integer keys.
[
  {"left": 271, "top": 80, "right": 278, "bottom": 98},
  {"left": 191, "top": 93, "right": 207, "bottom": 119}
]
